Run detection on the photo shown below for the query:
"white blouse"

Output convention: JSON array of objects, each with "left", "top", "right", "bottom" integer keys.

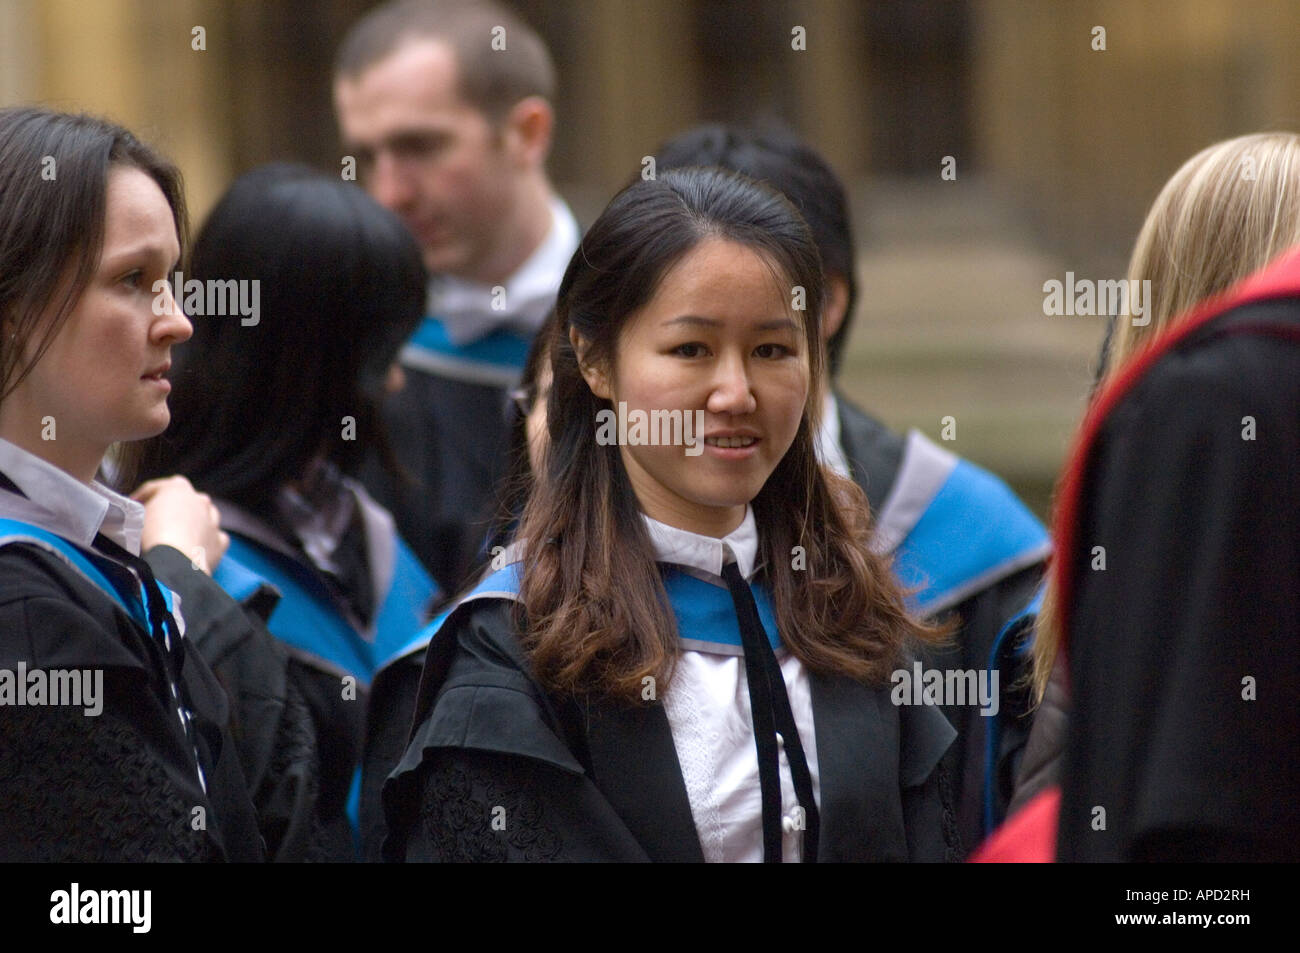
[
  {"left": 643, "top": 507, "right": 821, "bottom": 862},
  {"left": 0, "top": 437, "right": 145, "bottom": 555}
]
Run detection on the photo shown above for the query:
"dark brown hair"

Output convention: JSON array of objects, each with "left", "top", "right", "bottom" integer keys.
[
  {"left": 516, "top": 167, "right": 940, "bottom": 702},
  {"left": 335, "top": 0, "right": 555, "bottom": 121}
]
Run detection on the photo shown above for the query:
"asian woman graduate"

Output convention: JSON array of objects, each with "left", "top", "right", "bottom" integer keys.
[
  {"left": 138, "top": 163, "right": 439, "bottom": 860},
  {"left": 382, "top": 166, "right": 961, "bottom": 862},
  {"left": 0, "top": 106, "right": 262, "bottom": 860}
]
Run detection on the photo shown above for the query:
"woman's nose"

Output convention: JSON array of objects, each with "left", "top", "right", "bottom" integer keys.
[
  {"left": 153, "top": 286, "right": 192, "bottom": 343},
  {"left": 706, "top": 354, "right": 757, "bottom": 415}
]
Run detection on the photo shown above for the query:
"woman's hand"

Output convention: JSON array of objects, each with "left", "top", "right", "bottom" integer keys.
[{"left": 132, "top": 475, "right": 228, "bottom": 576}]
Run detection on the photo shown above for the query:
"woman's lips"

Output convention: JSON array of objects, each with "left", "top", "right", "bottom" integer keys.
[{"left": 703, "top": 435, "right": 760, "bottom": 459}]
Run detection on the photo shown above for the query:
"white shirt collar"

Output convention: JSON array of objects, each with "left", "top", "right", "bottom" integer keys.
[
  {"left": 642, "top": 505, "right": 759, "bottom": 580},
  {"left": 431, "top": 196, "right": 580, "bottom": 347},
  {"left": 0, "top": 437, "right": 144, "bottom": 554},
  {"left": 816, "top": 390, "right": 852, "bottom": 479}
]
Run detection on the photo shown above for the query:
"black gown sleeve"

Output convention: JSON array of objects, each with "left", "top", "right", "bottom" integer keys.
[
  {"left": 401, "top": 747, "right": 568, "bottom": 862},
  {"left": 1059, "top": 325, "right": 1300, "bottom": 861},
  {"left": 1007, "top": 653, "right": 1068, "bottom": 816},
  {"left": 0, "top": 595, "right": 216, "bottom": 862},
  {"left": 360, "top": 650, "right": 424, "bottom": 862},
  {"left": 920, "top": 563, "right": 1043, "bottom": 851},
  {"left": 382, "top": 602, "right": 651, "bottom": 862},
  {"left": 285, "top": 659, "right": 364, "bottom": 861},
  {"left": 147, "top": 544, "right": 324, "bottom": 862},
  {"left": 392, "top": 741, "right": 659, "bottom": 863},
  {"left": 902, "top": 759, "right": 962, "bottom": 863}
]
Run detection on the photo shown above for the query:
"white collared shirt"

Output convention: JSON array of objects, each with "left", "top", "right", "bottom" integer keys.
[
  {"left": 266, "top": 459, "right": 398, "bottom": 638},
  {"left": 816, "top": 390, "right": 852, "bottom": 479},
  {"left": 431, "top": 196, "right": 580, "bottom": 347},
  {"left": 643, "top": 507, "right": 821, "bottom": 862},
  {"left": 0, "top": 437, "right": 145, "bottom": 554},
  {"left": 0, "top": 437, "right": 189, "bottom": 640},
  {"left": 0, "top": 439, "right": 200, "bottom": 788}
]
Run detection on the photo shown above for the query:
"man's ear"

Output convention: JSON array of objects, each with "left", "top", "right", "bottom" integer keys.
[
  {"left": 503, "top": 96, "right": 554, "bottom": 170},
  {"left": 569, "top": 326, "right": 612, "bottom": 400}
]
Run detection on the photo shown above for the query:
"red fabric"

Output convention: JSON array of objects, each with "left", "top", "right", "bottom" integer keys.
[{"left": 970, "top": 786, "right": 1061, "bottom": 862}]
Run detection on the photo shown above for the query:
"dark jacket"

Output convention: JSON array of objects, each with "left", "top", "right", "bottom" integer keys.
[
  {"left": 145, "top": 545, "right": 326, "bottom": 862},
  {"left": 358, "top": 359, "right": 514, "bottom": 596},
  {"left": 1007, "top": 654, "right": 1068, "bottom": 817},
  {"left": 212, "top": 496, "right": 437, "bottom": 861},
  {"left": 836, "top": 394, "right": 1048, "bottom": 851},
  {"left": 1056, "top": 293, "right": 1300, "bottom": 862},
  {"left": 0, "top": 540, "right": 263, "bottom": 862}
]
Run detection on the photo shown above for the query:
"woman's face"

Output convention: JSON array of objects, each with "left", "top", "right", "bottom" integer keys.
[
  {"left": 583, "top": 238, "right": 810, "bottom": 538},
  {"left": 2, "top": 166, "right": 190, "bottom": 475}
]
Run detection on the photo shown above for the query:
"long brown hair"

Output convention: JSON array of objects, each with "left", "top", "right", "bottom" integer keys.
[{"left": 515, "top": 168, "right": 940, "bottom": 702}]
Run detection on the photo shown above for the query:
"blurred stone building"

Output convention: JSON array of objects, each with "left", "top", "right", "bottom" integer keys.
[{"left": 5, "top": 0, "right": 1299, "bottom": 513}]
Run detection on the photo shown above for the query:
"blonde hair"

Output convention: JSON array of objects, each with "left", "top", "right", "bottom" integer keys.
[
  {"left": 1033, "top": 131, "right": 1300, "bottom": 701},
  {"left": 1107, "top": 132, "right": 1300, "bottom": 378}
]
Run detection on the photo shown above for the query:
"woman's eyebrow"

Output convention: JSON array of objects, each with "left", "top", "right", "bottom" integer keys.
[
  {"left": 663, "top": 315, "right": 799, "bottom": 332},
  {"left": 101, "top": 242, "right": 173, "bottom": 268}
]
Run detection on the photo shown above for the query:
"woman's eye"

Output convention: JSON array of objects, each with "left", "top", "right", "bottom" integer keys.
[
  {"left": 120, "top": 270, "right": 145, "bottom": 289},
  {"left": 755, "top": 343, "right": 792, "bottom": 359},
  {"left": 673, "top": 342, "right": 706, "bottom": 358}
]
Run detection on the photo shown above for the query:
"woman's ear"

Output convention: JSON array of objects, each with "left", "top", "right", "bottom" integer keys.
[{"left": 569, "top": 326, "right": 612, "bottom": 400}]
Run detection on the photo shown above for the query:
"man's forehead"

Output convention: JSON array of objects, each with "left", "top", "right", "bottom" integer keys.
[{"left": 335, "top": 36, "right": 476, "bottom": 131}]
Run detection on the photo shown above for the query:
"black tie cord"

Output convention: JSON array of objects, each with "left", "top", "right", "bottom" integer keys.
[{"left": 720, "top": 560, "right": 821, "bottom": 862}]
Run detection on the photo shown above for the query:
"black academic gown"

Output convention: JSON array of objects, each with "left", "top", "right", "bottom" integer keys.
[
  {"left": 360, "top": 648, "right": 425, "bottom": 861},
  {"left": 145, "top": 545, "right": 325, "bottom": 862},
  {"left": 214, "top": 501, "right": 380, "bottom": 862},
  {"left": 382, "top": 599, "right": 959, "bottom": 863},
  {"left": 1057, "top": 295, "right": 1300, "bottom": 861},
  {"left": 358, "top": 366, "right": 512, "bottom": 596},
  {"left": 836, "top": 395, "right": 1045, "bottom": 851},
  {"left": 0, "top": 537, "right": 263, "bottom": 862}
]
